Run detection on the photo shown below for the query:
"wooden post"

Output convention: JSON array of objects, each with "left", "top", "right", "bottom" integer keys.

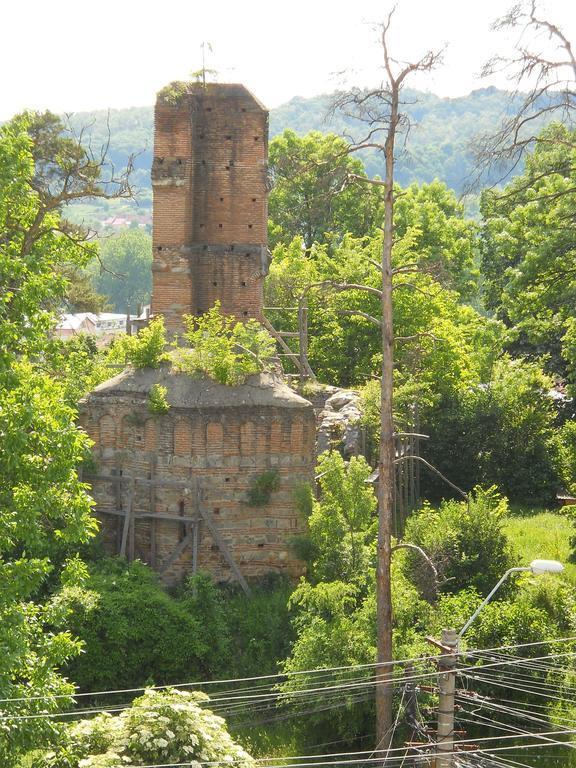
[
  {"left": 436, "top": 629, "right": 458, "bottom": 768},
  {"left": 119, "top": 478, "right": 134, "bottom": 558},
  {"left": 298, "top": 296, "right": 309, "bottom": 386}
]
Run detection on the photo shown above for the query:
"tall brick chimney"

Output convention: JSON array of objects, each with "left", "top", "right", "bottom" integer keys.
[{"left": 150, "top": 83, "right": 270, "bottom": 334}]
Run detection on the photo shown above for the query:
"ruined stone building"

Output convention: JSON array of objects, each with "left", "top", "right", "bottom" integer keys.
[
  {"left": 150, "top": 83, "right": 270, "bottom": 334},
  {"left": 80, "top": 83, "right": 316, "bottom": 588}
]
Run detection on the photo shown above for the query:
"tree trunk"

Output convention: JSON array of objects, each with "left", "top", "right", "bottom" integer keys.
[{"left": 376, "top": 82, "right": 398, "bottom": 749}]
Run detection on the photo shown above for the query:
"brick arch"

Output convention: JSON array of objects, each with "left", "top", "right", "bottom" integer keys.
[
  {"left": 98, "top": 415, "right": 116, "bottom": 448},
  {"left": 269, "top": 420, "right": 283, "bottom": 453},
  {"left": 290, "top": 419, "right": 305, "bottom": 452},
  {"left": 191, "top": 418, "right": 206, "bottom": 455},
  {"left": 240, "top": 420, "right": 256, "bottom": 456},
  {"left": 145, "top": 419, "right": 159, "bottom": 452},
  {"left": 174, "top": 418, "right": 192, "bottom": 455},
  {"left": 207, "top": 421, "right": 224, "bottom": 455},
  {"left": 159, "top": 418, "right": 174, "bottom": 453}
]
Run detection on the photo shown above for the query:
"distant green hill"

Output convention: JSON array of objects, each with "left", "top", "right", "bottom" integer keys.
[{"left": 63, "top": 86, "right": 544, "bottom": 229}]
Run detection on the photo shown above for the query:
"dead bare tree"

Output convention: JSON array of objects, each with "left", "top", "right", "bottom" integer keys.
[
  {"left": 472, "top": 0, "right": 576, "bottom": 189},
  {"left": 331, "top": 11, "right": 443, "bottom": 749}
]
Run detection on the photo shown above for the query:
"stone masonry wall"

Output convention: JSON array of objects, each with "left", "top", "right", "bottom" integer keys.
[
  {"left": 151, "top": 84, "right": 269, "bottom": 334},
  {"left": 81, "top": 393, "right": 314, "bottom": 585}
]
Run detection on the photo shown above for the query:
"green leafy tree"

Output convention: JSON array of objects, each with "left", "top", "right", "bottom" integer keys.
[
  {"left": 92, "top": 228, "right": 152, "bottom": 312},
  {"left": 403, "top": 487, "right": 515, "bottom": 599},
  {"left": 0, "top": 115, "right": 98, "bottom": 765},
  {"left": 422, "top": 357, "right": 559, "bottom": 502},
  {"left": 109, "top": 316, "right": 167, "bottom": 369},
  {"left": 268, "top": 130, "right": 383, "bottom": 250},
  {"left": 303, "top": 451, "right": 377, "bottom": 585},
  {"left": 480, "top": 124, "right": 576, "bottom": 378}
]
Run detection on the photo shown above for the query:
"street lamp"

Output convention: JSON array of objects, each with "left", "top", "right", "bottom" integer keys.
[{"left": 435, "top": 559, "right": 564, "bottom": 768}]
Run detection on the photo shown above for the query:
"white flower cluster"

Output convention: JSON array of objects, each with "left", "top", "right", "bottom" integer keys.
[{"left": 40, "top": 688, "right": 255, "bottom": 768}]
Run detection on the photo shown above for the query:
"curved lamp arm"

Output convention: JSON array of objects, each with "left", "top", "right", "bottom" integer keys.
[
  {"left": 458, "top": 567, "right": 529, "bottom": 639},
  {"left": 458, "top": 559, "right": 564, "bottom": 640}
]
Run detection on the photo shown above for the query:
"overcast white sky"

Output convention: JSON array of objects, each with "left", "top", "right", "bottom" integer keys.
[{"left": 1, "top": 0, "right": 574, "bottom": 121}]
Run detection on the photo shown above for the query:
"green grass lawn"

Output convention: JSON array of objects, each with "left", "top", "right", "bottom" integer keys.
[{"left": 504, "top": 507, "right": 576, "bottom": 585}]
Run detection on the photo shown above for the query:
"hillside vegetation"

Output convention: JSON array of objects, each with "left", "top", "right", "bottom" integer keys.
[{"left": 65, "top": 86, "right": 551, "bottom": 229}]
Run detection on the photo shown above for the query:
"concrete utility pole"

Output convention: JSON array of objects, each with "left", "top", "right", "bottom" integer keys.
[{"left": 435, "top": 629, "right": 458, "bottom": 768}]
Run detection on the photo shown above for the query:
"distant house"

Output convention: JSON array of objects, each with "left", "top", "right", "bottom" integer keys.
[{"left": 54, "top": 312, "right": 128, "bottom": 345}]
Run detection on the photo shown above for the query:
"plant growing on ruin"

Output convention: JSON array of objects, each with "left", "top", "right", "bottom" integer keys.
[
  {"left": 157, "top": 80, "right": 190, "bottom": 106},
  {"left": 247, "top": 470, "right": 280, "bottom": 507},
  {"left": 112, "top": 317, "right": 168, "bottom": 369},
  {"left": 148, "top": 383, "right": 170, "bottom": 414},
  {"left": 173, "top": 302, "right": 276, "bottom": 385}
]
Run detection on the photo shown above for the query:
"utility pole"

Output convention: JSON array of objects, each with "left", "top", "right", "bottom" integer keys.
[{"left": 435, "top": 629, "right": 458, "bottom": 768}]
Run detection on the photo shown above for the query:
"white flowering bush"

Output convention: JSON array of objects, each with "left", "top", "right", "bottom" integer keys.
[{"left": 33, "top": 689, "right": 255, "bottom": 768}]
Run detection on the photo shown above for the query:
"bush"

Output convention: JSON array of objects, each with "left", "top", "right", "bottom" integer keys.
[
  {"left": 403, "top": 487, "right": 516, "bottom": 598},
  {"left": 422, "top": 357, "right": 559, "bottom": 503},
  {"left": 173, "top": 302, "right": 276, "bottom": 385},
  {"left": 65, "top": 560, "right": 218, "bottom": 691},
  {"left": 35, "top": 688, "right": 255, "bottom": 768},
  {"left": 147, "top": 382, "right": 170, "bottom": 414},
  {"left": 556, "top": 420, "right": 576, "bottom": 495},
  {"left": 108, "top": 317, "right": 168, "bottom": 369},
  {"left": 65, "top": 560, "right": 295, "bottom": 694}
]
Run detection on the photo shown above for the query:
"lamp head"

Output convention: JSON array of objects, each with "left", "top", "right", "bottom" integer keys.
[{"left": 529, "top": 559, "right": 564, "bottom": 575}]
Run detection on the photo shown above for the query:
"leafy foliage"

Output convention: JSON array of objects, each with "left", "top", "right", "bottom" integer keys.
[
  {"left": 303, "top": 452, "right": 377, "bottom": 585},
  {"left": 0, "top": 114, "right": 98, "bottom": 765},
  {"left": 268, "top": 130, "right": 383, "bottom": 250},
  {"left": 422, "top": 357, "right": 559, "bottom": 502},
  {"left": 480, "top": 124, "right": 576, "bottom": 380},
  {"left": 403, "top": 487, "right": 515, "bottom": 598},
  {"left": 91, "top": 228, "right": 152, "bottom": 312},
  {"left": 247, "top": 470, "right": 280, "bottom": 506},
  {"left": 173, "top": 303, "right": 276, "bottom": 385},
  {"left": 112, "top": 317, "right": 167, "bottom": 369},
  {"left": 36, "top": 688, "right": 255, "bottom": 768},
  {"left": 147, "top": 383, "right": 170, "bottom": 414}
]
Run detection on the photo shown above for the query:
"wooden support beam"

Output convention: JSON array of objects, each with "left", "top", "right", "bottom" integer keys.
[
  {"left": 119, "top": 479, "right": 134, "bottom": 558},
  {"left": 197, "top": 488, "right": 250, "bottom": 595},
  {"left": 159, "top": 528, "right": 194, "bottom": 575},
  {"left": 87, "top": 474, "right": 194, "bottom": 490},
  {"left": 261, "top": 317, "right": 304, "bottom": 374}
]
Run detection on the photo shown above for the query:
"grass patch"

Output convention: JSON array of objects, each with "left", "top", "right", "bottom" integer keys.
[{"left": 504, "top": 507, "right": 576, "bottom": 585}]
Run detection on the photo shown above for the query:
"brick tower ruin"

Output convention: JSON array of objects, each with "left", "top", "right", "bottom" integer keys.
[
  {"left": 80, "top": 82, "right": 315, "bottom": 588},
  {"left": 151, "top": 83, "right": 270, "bottom": 334}
]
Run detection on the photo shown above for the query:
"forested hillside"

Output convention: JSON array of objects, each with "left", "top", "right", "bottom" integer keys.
[{"left": 65, "top": 86, "right": 549, "bottom": 229}]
